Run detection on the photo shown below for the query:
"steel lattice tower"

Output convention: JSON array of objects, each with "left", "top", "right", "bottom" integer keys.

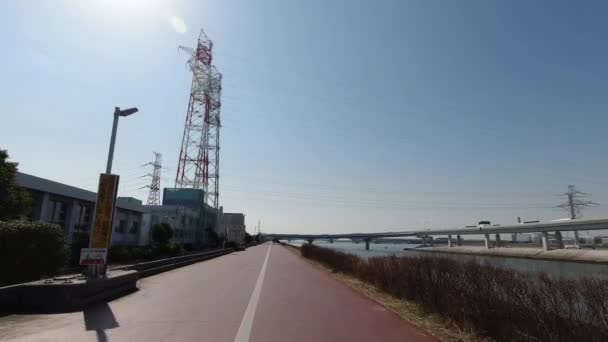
[
  {"left": 145, "top": 152, "right": 162, "bottom": 205},
  {"left": 175, "top": 29, "right": 222, "bottom": 215}
]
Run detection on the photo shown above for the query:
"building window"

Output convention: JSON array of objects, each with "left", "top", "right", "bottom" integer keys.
[
  {"left": 74, "top": 204, "right": 93, "bottom": 232},
  {"left": 129, "top": 221, "right": 139, "bottom": 235},
  {"left": 115, "top": 220, "right": 127, "bottom": 233},
  {"left": 47, "top": 200, "right": 66, "bottom": 226},
  {"left": 181, "top": 215, "right": 186, "bottom": 226}
]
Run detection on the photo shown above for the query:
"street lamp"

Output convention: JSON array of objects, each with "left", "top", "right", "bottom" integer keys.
[
  {"left": 85, "top": 106, "right": 138, "bottom": 278},
  {"left": 106, "top": 107, "right": 138, "bottom": 174}
]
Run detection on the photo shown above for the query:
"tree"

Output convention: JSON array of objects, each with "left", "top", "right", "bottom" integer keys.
[
  {"left": 244, "top": 232, "right": 253, "bottom": 244},
  {"left": 151, "top": 223, "right": 174, "bottom": 245},
  {"left": 0, "top": 149, "right": 32, "bottom": 221},
  {"left": 207, "top": 229, "right": 220, "bottom": 247}
]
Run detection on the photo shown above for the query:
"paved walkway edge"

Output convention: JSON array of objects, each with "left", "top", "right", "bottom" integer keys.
[{"left": 0, "top": 248, "right": 239, "bottom": 315}]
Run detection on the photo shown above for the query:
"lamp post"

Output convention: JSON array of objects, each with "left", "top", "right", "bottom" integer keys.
[
  {"left": 86, "top": 106, "right": 139, "bottom": 278},
  {"left": 106, "top": 107, "right": 138, "bottom": 174}
]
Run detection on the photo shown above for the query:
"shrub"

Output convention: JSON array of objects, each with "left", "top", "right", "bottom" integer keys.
[
  {"left": 300, "top": 244, "right": 608, "bottom": 342},
  {"left": 68, "top": 231, "right": 90, "bottom": 267},
  {"left": 0, "top": 220, "right": 67, "bottom": 286},
  {"left": 224, "top": 241, "right": 239, "bottom": 250},
  {"left": 151, "top": 223, "right": 173, "bottom": 245},
  {"left": 155, "top": 242, "right": 185, "bottom": 257},
  {"left": 107, "top": 246, "right": 154, "bottom": 263}
]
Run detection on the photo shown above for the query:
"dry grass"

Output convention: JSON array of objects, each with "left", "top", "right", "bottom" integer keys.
[{"left": 282, "top": 244, "right": 491, "bottom": 342}]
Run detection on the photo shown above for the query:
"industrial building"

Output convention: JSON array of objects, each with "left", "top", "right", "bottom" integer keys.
[
  {"left": 222, "top": 213, "right": 246, "bottom": 245},
  {"left": 140, "top": 205, "right": 199, "bottom": 246},
  {"left": 16, "top": 172, "right": 242, "bottom": 248},
  {"left": 16, "top": 172, "right": 145, "bottom": 247}
]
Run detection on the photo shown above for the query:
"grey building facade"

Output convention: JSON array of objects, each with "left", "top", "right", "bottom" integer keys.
[
  {"left": 16, "top": 172, "right": 145, "bottom": 247},
  {"left": 141, "top": 205, "right": 199, "bottom": 246},
  {"left": 222, "top": 213, "right": 246, "bottom": 245}
]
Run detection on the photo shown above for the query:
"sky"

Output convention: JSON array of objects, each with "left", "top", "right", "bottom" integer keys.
[{"left": 1, "top": 0, "right": 608, "bottom": 235}]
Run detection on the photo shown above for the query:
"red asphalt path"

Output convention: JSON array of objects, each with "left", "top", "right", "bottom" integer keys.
[{"left": 0, "top": 244, "right": 435, "bottom": 342}]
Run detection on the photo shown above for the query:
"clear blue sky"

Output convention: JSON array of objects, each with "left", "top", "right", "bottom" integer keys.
[{"left": 2, "top": 0, "right": 608, "bottom": 234}]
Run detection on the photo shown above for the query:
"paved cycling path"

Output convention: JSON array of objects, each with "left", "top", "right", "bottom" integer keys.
[{"left": 0, "top": 244, "right": 435, "bottom": 342}]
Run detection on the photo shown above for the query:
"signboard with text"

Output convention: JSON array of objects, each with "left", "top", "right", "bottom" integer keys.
[
  {"left": 90, "top": 174, "right": 120, "bottom": 249},
  {"left": 79, "top": 248, "right": 108, "bottom": 265}
]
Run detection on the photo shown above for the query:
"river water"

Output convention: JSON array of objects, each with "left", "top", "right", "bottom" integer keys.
[{"left": 287, "top": 240, "right": 608, "bottom": 279}]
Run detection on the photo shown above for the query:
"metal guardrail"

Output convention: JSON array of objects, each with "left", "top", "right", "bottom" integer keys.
[{"left": 113, "top": 248, "right": 233, "bottom": 275}]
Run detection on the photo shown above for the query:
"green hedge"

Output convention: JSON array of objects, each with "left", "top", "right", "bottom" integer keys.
[
  {"left": 0, "top": 220, "right": 68, "bottom": 286},
  {"left": 107, "top": 243, "right": 186, "bottom": 263}
]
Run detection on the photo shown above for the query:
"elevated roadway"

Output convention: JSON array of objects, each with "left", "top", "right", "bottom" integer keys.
[{"left": 264, "top": 218, "right": 608, "bottom": 250}]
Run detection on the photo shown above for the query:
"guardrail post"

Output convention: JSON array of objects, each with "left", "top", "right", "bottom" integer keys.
[
  {"left": 495, "top": 233, "right": 502, "bottom": 247},
  {"left": 554, "top": 231, "right": 564, "bottom": 249},
  {"left": 484, "top": 233, "right": 491, "bottom": 249},
  {"left": 447, "top": 234, "right": 452, "bottom": 247},
  {"left": 456, "top": 234, "right": 462, "bottom": 246},
  {"left": 541, "top": 232, "right": 550, "bottom": 251}
]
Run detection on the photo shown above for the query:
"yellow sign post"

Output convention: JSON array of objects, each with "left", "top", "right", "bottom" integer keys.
[{"left": 88, "top": 174, "right": 119, "bottom": 274}]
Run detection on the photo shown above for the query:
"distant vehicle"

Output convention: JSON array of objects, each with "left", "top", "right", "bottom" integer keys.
[{"left": 478, "top": 221, "right": 491, "bottom": 228}]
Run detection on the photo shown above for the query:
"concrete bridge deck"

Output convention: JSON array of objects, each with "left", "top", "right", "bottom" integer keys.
[{"left": 0, "top": 244, "right": 434, "bottom": 342}]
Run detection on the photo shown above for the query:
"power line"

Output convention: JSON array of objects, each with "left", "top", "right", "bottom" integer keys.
[{"left": 556, "top": 185, "right": 599, "bottom": 219}]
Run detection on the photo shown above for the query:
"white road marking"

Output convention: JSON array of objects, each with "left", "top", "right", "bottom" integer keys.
[{"left": 234, "top": 245, "right": 271, "bottom": 342}]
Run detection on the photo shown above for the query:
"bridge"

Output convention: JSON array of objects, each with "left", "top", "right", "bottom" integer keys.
[{"left": 263, "top": 218, "right": 608, "bottom": 251}]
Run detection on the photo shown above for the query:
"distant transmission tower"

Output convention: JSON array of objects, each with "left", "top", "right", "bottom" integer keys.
[
  {"left": 175, "top": 29, "right": 222, "bottom": 218},
  {"left": 144, "top": 152, "right": 162, "bottom": 205},
  {"left": 556, "top": 185, "right": 598, "bottom": 219}
]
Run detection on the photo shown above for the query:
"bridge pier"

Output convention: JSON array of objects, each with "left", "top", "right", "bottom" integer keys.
[
  {"left": 456, "top": 234, "right": 462, "bottom": 246},
  {"left": 484, "top": 233, "right": 491, "bottom": 249},
  {"left": 364, "top": 238, "right": 370, "bottom": 251},
  {"left": 555, "top": 231, "right": 564, "bottom": 249},
  {"left": 447, "top": 234, "right": 452, "bottom": 248},
  {"left": 329, "top": 238, "right": 334, "bottom": 244},
  {"left": 573, "top": 230, "right": 580, "bottom": 248},
  {"left": 495, "top": 234, "right": 502, "bottom": 247},
  {"left": 307, "top": 239, "right": 314, "bottom": 245},
  {"left": 541, "top": 232, "right": 549, "bottom": 251}
]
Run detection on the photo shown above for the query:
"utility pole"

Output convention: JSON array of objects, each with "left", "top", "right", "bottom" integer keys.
[
  {"left": 144, "top": 152, "right": 162, "bottom": 205},
  {"left": 556, "top": 185, "right": 598, "bottom": 219}
]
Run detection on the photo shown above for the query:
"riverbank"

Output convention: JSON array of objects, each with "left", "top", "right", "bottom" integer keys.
[
  {"left": 281, "top": 244, "right": 488, "bottom": 342},
  {"left": 297, "top": 243, "right": 608, "bottom": 342},
  {"left": 416, "top": 246, "right": 608, "bottom": 264}
]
